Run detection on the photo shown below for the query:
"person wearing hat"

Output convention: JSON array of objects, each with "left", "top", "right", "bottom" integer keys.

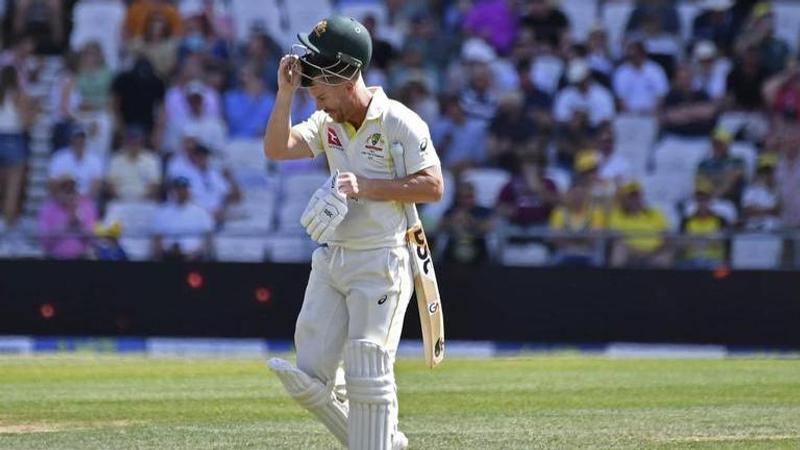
[
  {"left": 150, "top": 176, "right": 214, "bottom": 261},
  {"left": 742, "top": 152, "right": 781, "bottom": 230},
  {"left": 697, "top": 127, "right": 746, "bottom": 204},
  {"left": 106, "top": 125, "right": 161, "bottom": 201},
  {"left": 678, "top": 177, "right": 730, "bottom": 268},
  {"left": 608, "top": 180, "right": 672, "bottom": 268},
  {"left": 553, "top": 59, "right": 615, "bottom": 128},
  {"left": 735, "top": 2, "right": 790, "bottom": 76},
  {"left": 177, "top": 79, "right": 227, "bottom": 154},
  {"left": 263, "top": 16, "right": 444, "bottom": 449},
  {"left": 91, "top": 221, "right": 128, "bottom": 261},
  {"left": 37, "top": 174, "right": 98, "bottom": 260},
  {"left": 691, "top": 40, "right": 728, "bottom": 100},
  {"left": 47, "top": 123, "right": 103, "bottom": 199},
  {"left": 691, "top": 0, "right": 739, "bottom": 54},
  {"left": 548, "top": 178, "right": 607, "bottom": 267}
]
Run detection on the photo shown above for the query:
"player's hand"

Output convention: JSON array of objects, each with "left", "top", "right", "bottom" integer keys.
[
  {"left": 336, "top": 171, "right": 366, "bottom": 198},
  {"left": 300, "top": 171, "right": 349, "bottom": 243},
  {"left": 277, "top": 54, "right": 302, "bottom": 93}
]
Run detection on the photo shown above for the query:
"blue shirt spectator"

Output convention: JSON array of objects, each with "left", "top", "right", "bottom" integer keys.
[
  {"left": 432, "top": 98, "right": 487, "bottom": 170},
  {"left": 223, "top": 65, "right": 275, "bottom": 138}
]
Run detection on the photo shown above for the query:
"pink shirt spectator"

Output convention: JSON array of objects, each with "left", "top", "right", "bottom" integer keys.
[
  {"left": 463, "top": 0, "right": 518, "bottom": 55},
  {"left": 38, "top": 197, "right": 98, "bottom": 259}
]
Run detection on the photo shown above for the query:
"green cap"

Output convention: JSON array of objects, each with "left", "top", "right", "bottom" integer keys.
[{"left": 297, "top": 16, "right": 372, "bottom": 85}]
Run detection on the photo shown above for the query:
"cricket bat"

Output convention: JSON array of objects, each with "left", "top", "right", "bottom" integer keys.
[{"left": 390, "top": 143, "right": 445, "bottom": 368}]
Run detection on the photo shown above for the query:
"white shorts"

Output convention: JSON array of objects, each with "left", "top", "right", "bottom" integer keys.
[{"left": 294, "top": 245, "right": 413, "bottom": 382}]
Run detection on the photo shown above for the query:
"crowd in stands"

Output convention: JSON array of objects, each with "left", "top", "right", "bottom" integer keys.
[{"left": 0, "top": 0, "right": 799, "bottom": 269}]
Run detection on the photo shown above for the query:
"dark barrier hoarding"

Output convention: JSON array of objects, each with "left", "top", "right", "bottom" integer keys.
[{"left": 0, "top": 261, "right": 798, "bottom": 347}]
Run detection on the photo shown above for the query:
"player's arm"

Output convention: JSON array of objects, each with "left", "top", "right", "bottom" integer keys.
[
  {"left": 263, "top": 55, "right": 315, "bottom": 161},
  {"left": 339, "top": 165, "right": 444, "bottom": 203}
]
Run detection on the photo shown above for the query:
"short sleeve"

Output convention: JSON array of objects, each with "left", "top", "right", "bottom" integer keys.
[
  {"left": 291, "top": 110, "right": 328, "bottom": 157},
  {"left": 388, "top": 106, "right": 440, "bottom": 175}
]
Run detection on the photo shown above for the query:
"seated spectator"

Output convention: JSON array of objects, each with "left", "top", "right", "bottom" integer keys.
[
  {"left": 38, "top": 175, "right": 98, "bottom": 259},
  {"left": 608, "top": 181, "right": 672, "bottom": 268},
  {"left": 515, "top": 59, "right": 553, "bottom": 126},
  {"left": 497, "top": 151, "right": 559, "bottom": 229},
  {"left": 71, "top": 41, "right": 113, "bottom": 113},
  {"left": 12, "top": 0, "right": 64, "bottom": 54},
  {"left": 626, "top": 0, "right": 681, "bottom": 37},
  {"left": 124, "top": 0, "right": 182, "bottom": 39},
  {"left": 553, "top": 108, "right": 592, "bottom": 170},
  {"left": 167, "top": 140, "right": 240, "bottom": 225},
  {"left": 90, "top": 221, "right": 128, "bottom": 261},
  {"left": 127, "top": 11, "right": 179, "bottom": 79},
  {"left": 223, "top": 64, "right": 275, "bottom": 138},
  {"left": 48, "top": 125, "right": 103, "bottom": 199},
  {"left": 111, "top": 57, "right": 166, "bottom": 142},
  {"left": 776, "top": 132, "right": 800, "bottom": 228},
  {"left": 726, "top": 46, "right": 769, "bottom": 111},
  {"left": 431, "top": 97, "right": 487, "bottom": 171},
  {"left": 459, "top": 62, "right": 498, "bottom": 123},
  {"left": 678, "top": 178, "right": 730, "bottom": 268},
  {"left": 106, "top": 126, "right": 161, "bottom": 201},
  {"left": 548, "top": 181, "right": 606, "bottom": 266},
  {"left": 574, "top": 150, "right": 615, "bottom": 212},
  {"left": 625, "top": 1, "right": 682, "bottom": 77},
  {"left": 742, "top": 153, "right": 781, "bottom": 230},
  {"left": 697, "top": 128, "right": 746, "bottom": 205},
  {"left": 362, "top": 14, "right": 395, "bottom": 77},
  {"left": 233, "top": 24, "right": 280, "bottom": 92},
  {"left": 553, "top": 59, "right": 615, "bottom": 128},
  {"left": 595, "top": 122, "right": 632, "bottom": 186},
  {"left": 763, "top": 63, "right": 800, "bottom": 122},
  {"left": 585, "top": 25, "right": 615, "bottom": 85},
  {"left": 660, "top": 65, "right": 717, "bottom": 138},
  {"left": 734, "top": 2, "right": 789, "bottom": 76},
  {"left": 487, "top": 91, "right": 536, "bottom": 162},
  {"left": 151, "top": 176, "right": 213, "bottom": 261},
  {"left": 396, "top": 77, "right": 440, "bottom": 126},
  {"left": 440, "top": 181, "right": 495, "bottom": 264},
  {"left": 163, "top": 63, "right": 223, "bottom": 153},
  {"left": 692, "top": 40, "right": 729, "bottom": 101},
  {"left": 176, "top": 80, "right": 227, "bottom": 153},
  {"left": 692, "top": 0, "right": 739, "bottom": 55},
  {"left": 0, "top": 65, "right": 34, "bottom": 230},
  {"left": 519, "top": 0, "right": 570, "bottom": 48},
  {"left": 177, "top": 12, "right": 229, "bottom": 64},
  {"left": 613, "top": 41, "right": 669, "bottom": 114}
]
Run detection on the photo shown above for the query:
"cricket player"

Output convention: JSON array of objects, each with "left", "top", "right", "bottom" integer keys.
[{"left": 262, "top": 16, "right": 444, "bottom": 450}]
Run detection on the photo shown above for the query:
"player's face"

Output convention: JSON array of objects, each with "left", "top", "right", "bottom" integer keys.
[{"left": 308, "top": 82, "right": 348, "bottom": 122}]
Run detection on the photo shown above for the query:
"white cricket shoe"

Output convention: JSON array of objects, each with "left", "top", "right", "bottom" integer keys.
[{"left": 393, "top": 431, "right": 408, "bottom": 450}]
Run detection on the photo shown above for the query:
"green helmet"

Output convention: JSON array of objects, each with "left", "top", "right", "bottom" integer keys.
[{"left": 296, "top": 16, "right": 372, "bottom": 87}]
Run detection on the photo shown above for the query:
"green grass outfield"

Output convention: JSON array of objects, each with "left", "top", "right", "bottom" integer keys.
[{"left": 1, "top": 355, "right": 799, "bottom": 449}]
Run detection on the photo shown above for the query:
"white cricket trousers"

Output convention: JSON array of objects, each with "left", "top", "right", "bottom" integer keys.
[{"left": 294, "top": 245, "right": 413, "bottom": 383}]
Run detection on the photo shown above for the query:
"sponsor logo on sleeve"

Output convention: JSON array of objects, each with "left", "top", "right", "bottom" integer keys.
[{"left": 419, "top": 138, "right": 428, "bottom": 152}]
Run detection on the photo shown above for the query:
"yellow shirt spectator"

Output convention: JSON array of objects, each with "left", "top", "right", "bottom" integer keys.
[{"left": 608, "top": 206, "right": 669, "bottom": 252}]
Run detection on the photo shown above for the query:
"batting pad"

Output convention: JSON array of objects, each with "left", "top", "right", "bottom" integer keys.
[
  {"left": 344, "top": 340, "right": 397, "bottom": 450},
  {"left": 267, "top": 357, "right": 349, "bottom": 446}
]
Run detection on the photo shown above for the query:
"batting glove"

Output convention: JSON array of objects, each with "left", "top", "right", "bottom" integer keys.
[{"left": 300, "top": 170, "right": 349, "bottom": 243}]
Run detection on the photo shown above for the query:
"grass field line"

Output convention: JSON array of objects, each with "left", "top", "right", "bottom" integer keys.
[{"left": 0, "top": 420, "right": 137, "bottom": 435}]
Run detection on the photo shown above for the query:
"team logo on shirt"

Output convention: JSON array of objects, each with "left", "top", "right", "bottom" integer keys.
[
  {"left": 365, "top": 133, "right": 383, "bottom": 151},
  {"left": 327, "top": 127, "right": 343, "bottom": 149}
]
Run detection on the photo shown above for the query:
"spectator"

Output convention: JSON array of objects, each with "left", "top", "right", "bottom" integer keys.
[
  {"left": 48, "top": 125, "right": 103, "bottom": 199},
  {"left": 440, "top": 181, "right": 494, "bottom": 264},
  {"left": 487, "top": 91, "right": 536, "bottom": 162},
  {"left": 223, "top": 64, "right": 275, "bottom": 138},
  {"left": 678, "top": 178, "right": 730, "bottom": 268},
  {"left": 151, "top": 176, "right": 213, "bottom": 261},
  {"left": 162, "top": 58, "right": 222, "bottom": 153},
  {"left": 497, "top": 151, "right": 559, "bottom": 229},
  {"left": 106, "top": 126, "right": 161, "bottom": 201},
  {"left": 626, "top": 0, "right": 681, "bottom": 37},
  {"left": 12, "top": 0, "right": 64, "bottom": 54},
  {"left": 167, "top": 140, "right": 239, "bottom": 225},
  {"left": 585, "top": 25, "right": 615, "bottom": 85},
  {"left": 548, "top": 181, "right": 606, "bottom": 266},
  {"left": 613, "top": 41, "right": 669, "bottom": 114},
  {"left": 124, "top": 0, "right": 182, "bottom": 39},
  {"left": 396, "top": 78, "right": 439, "bottom": 126},
  {"left": 608, "top": 181, "right": 672, "bottom": 268},
  {"left": 431, "top": 97, "right": 487, "bottom": 171},
  {"left": 462, "top": 0, "right": 518, "bottom": 55},
  {"left": 742, "top": 152, "right": 781, "bottom": 230},
  {"left": 234, "top": 25, "right": 280, "bottom": 92},
  {"left": 177, "top": 13, "right": 229, "bottom": 64},
  {"left": 660, "top": 65, "right": 718, "bottom": 138},
  {"left": 127, "top": 11, "right": 180, "bottom": 79},
  {"left": 458, "top": 62, "right": 498, "bottom": 123},
  {"left": 519, "top": 0, "right": 570, "bottom": 48},
  {"left": 763, "top": 63, "right": 800, "bottom": 122},
  {"left": 111, "top": 57, "right": 166, "bottom": 142},
  {"left": 70, "top": 41, "right": 113, "bottom": 113},
  {"left": 166, "top": 78, "right": 225, "bottom": 154},
  {"left": 691, "top": 40, "right": 729, "bottom": 101},
  {"left": 91, "top": 221, "right": 128, "bottom": 261},
  {"left": 515, "top": 60, "right": 553, "bottom": 125},
  {"left": 554, "top": 59, "right": 615, "bottom": 128},
  {"left": 726, "top": 46, "right": 769, "bottom": 111},
  {"left": 625, "top": 0, "right": 682, "bottom": 77},
  {"left": 362, "top": 14, "right": 395, "bottom": 77},
  {"left": 697, "top": 128, "right": 746, "bottom": 204},
  {"left": 734, "top": 2, "right": 789, "bottom": 76},
  {"left": 596, "top": 122, "right": 632, "bottom": 186},
  {"left": 692, "top": 0, "right": 739, "bottom": 55},
  {"left": 38, "top": 175, "right": 98, "bottom": 259},
  {"left": 0, "top": 34, "right": 39, "bottom": 91},
  {"left": 0, "top": 65, "right": 34, "bottom": 230},
  {"left": 574, "top": 150, "right": 615, "bottom": 212},
  {"left": 776, "top": 130, "right": 800, "bottom": 228}
]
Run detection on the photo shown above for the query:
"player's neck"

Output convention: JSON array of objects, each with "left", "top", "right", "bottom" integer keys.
[{"left": 344, "top": 85, "right": 373, "bottom": 130}]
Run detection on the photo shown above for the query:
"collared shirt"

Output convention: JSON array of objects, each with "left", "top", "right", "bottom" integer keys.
[
  {"left": 613, "top": 60, "right": 669, "bottom": 113},
  {"left": 293, "top": 87, "right": 441, "bottom": 250},
  {"left": 553, "top": 82, "right": 616, "bottom": 126},
  {"left": 151, "top": 201, "right": 214, "bottom": 253},
  {"left": 107, "top": 150, "right": 161, "bottom": 200},
  {"left": 48, "top": 148, "right": 104, "bottom": 196},
  {"left": 38, "top": 197, "right": 97, "bottom": 259}
]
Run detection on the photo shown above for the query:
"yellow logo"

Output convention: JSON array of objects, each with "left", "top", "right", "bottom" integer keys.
[{"left": 313, "top": 20, "right": 327, "bottom": 38}]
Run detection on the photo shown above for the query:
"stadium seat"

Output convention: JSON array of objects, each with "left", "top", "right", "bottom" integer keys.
[
  {"left": 214, "top": 236, "right": 269, "bottom": 262},
  {"left": 461, "top": 168, "right": 511, "bottom": 209},
  {"left": 730, "top": 142, "right": 757, "bottom": 180},
  {"left": 104, "top": 201, "right": 160, "bottom": 261},
  {"left": 773, "top": 1, "right": 800, "bottom": 54},
  {"left": 224, "top": 188, "right": 276, "bottom": 234},
  {"left": 70, "top": 0, "right": 126, "bottom": 70},
  {"left": 613, "top": 114, "right": 659, "bottom": 177},
  {"left": 277, "top": 171, "right": 329, "bottom": 233},
  {"left": 653, "top": 137, "right": 710, "bottom": 175},
  {"left": 336, "top": 0, "right": 388, "bottom": 27},
  {"left": 731, "top": 234, "right": 783, "bottom": 269},
  {"left": 500, "top": 242, "right": 550, "bottom": 267},
  {"left": 682, "top": 198, "right": 739, "bottom": 224},
  {"left": 230, "top": 0, "right": 284, "bottom": 44},
  {"left": 641, "top": 172, "right": 694, "bottom": 207},
  {"left": 677, "top": 2, "right": 700, "bottom": 43},
  {"left": 285, "top": 0, "right": 334, "bottom": 48},
  {"left": 601, "top": 1, "right": 634, "bottom": 56},
  {"left": 546, "top": 166, "right": 571, "bottom": 194},
  {"left": 651, "top": 201, "right": 681, "bottom": 232},
  {"left": 560, "top": 0, "right": 598, "bottom": 42}
]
